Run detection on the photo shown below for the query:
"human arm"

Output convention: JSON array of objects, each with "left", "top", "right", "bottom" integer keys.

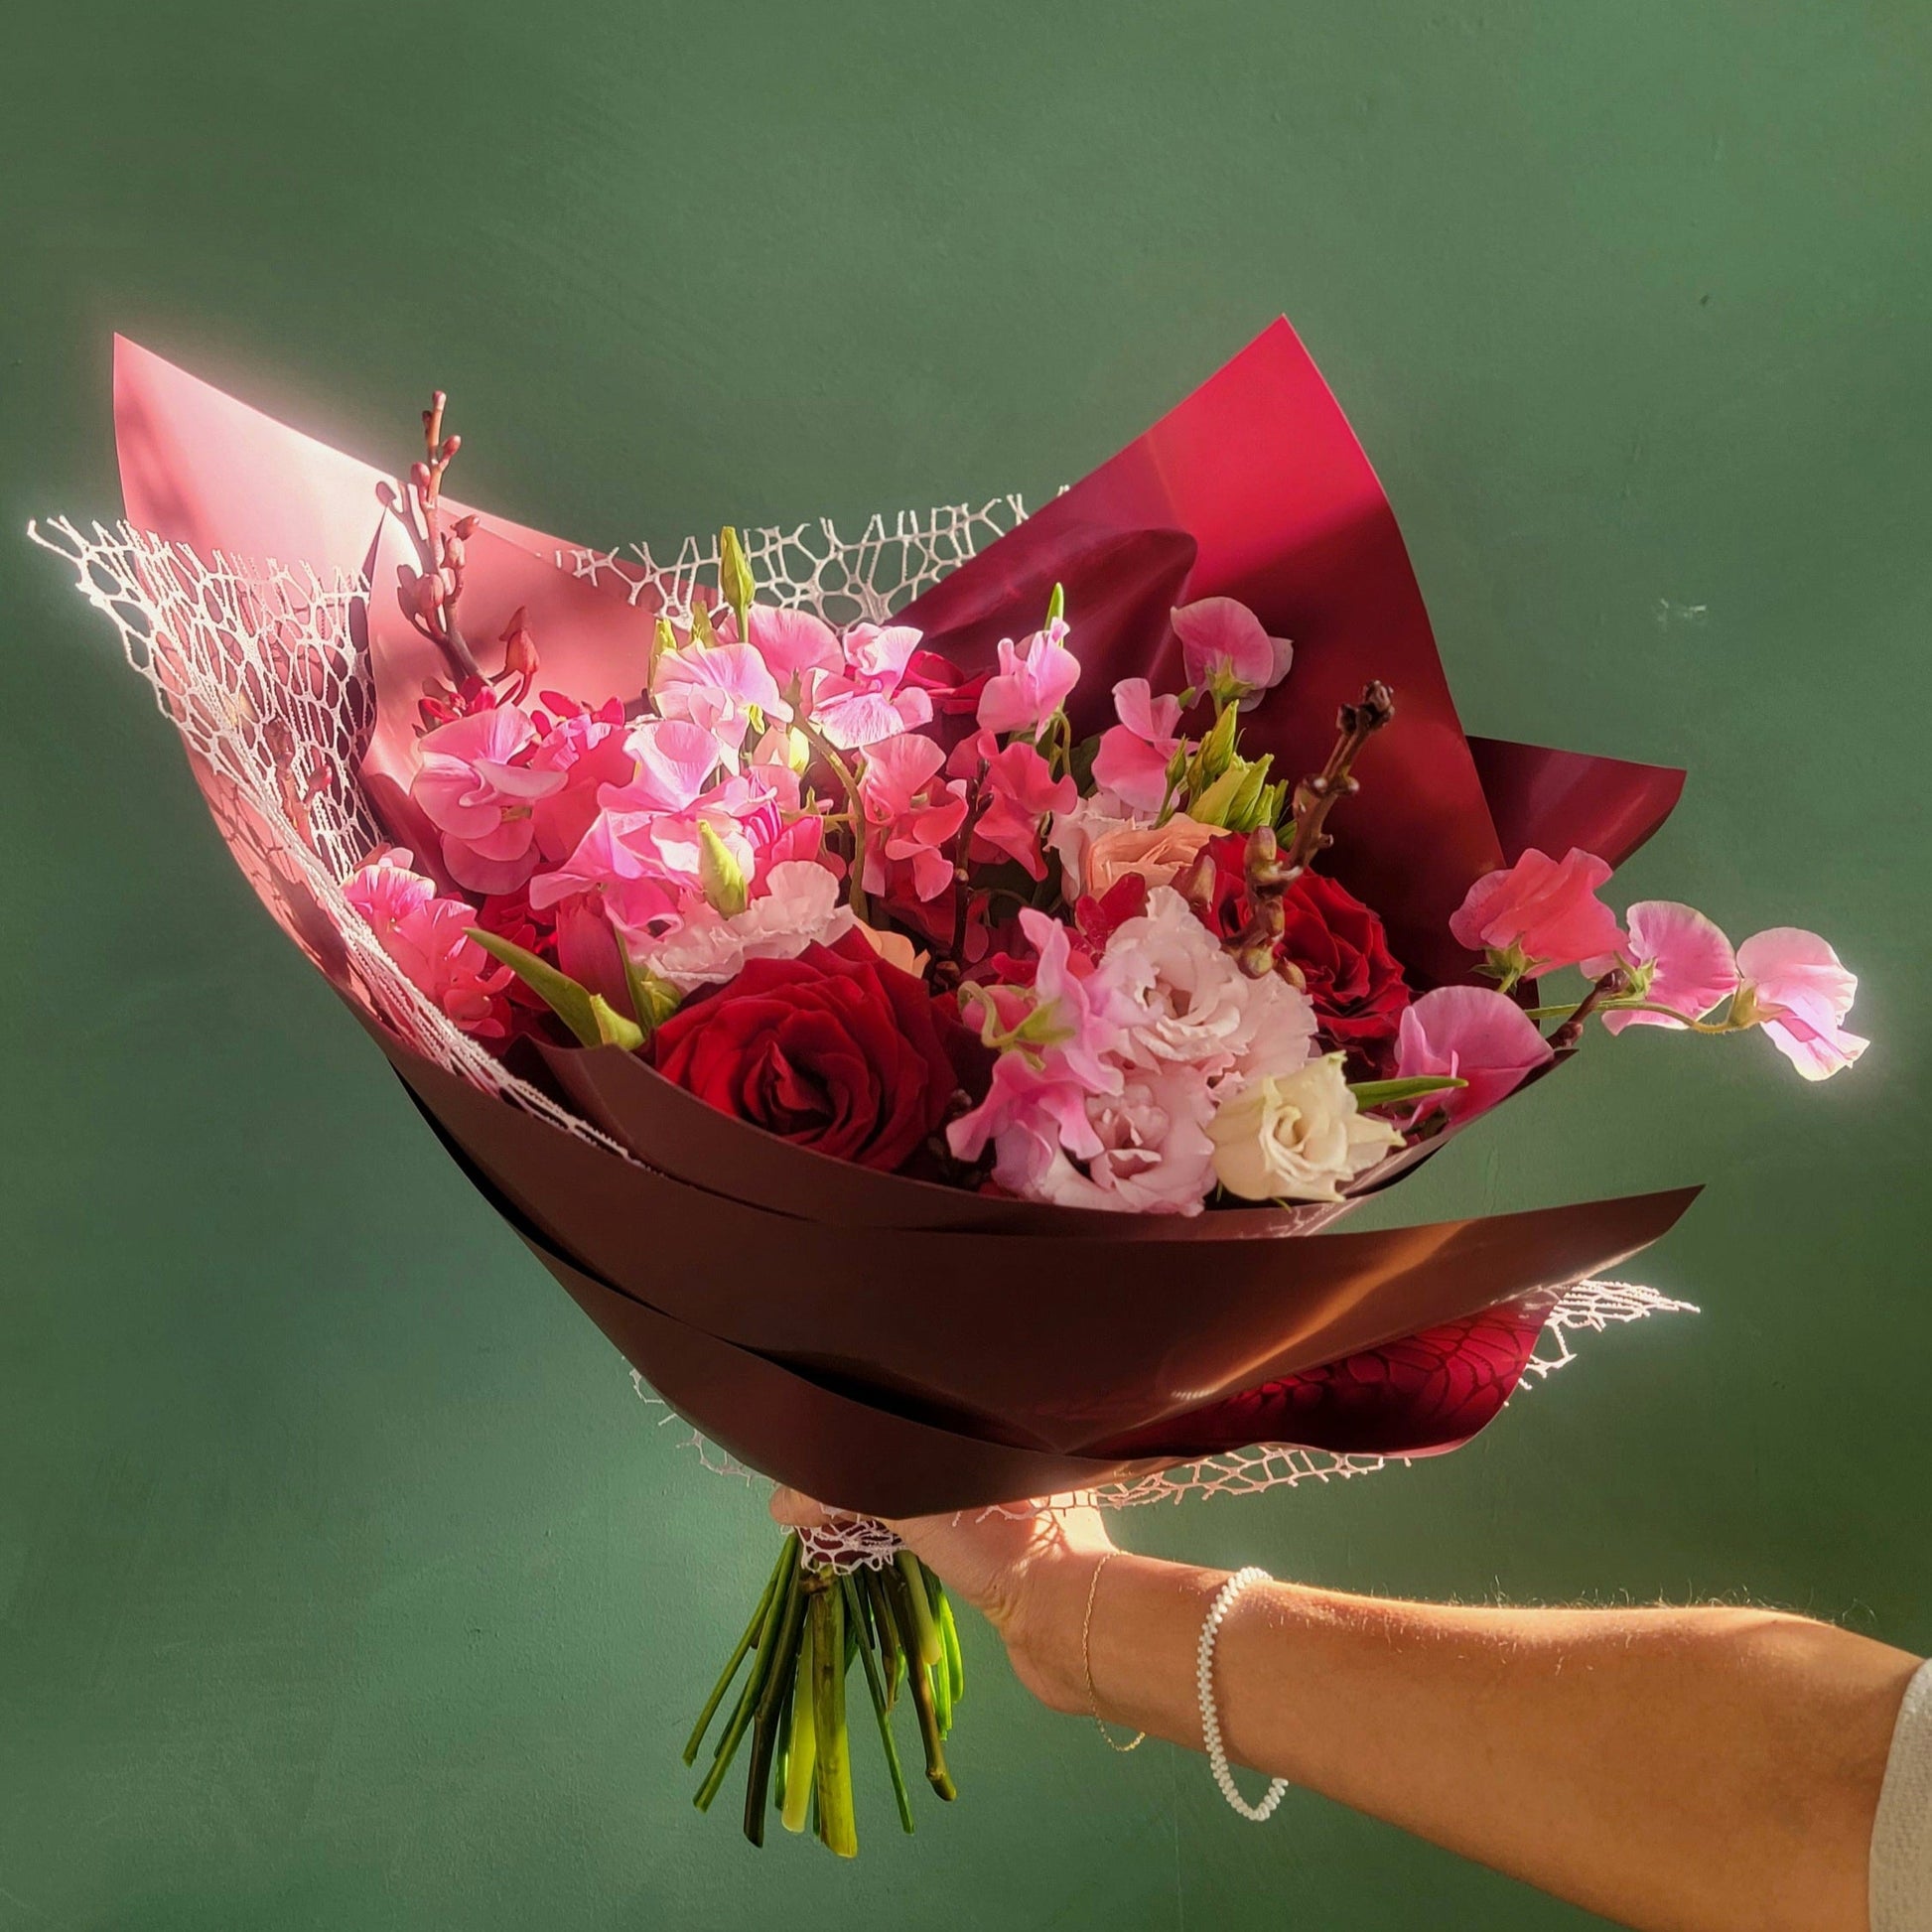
[{"left": 772, "top": 1490, "right": 1921, "bottom": 1932}]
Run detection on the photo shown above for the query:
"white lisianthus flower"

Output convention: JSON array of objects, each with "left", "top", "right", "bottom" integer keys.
[
  {"left": 1207, "top": 1053, "right": 1402, "bottom": 1203},
  {"left": 638, "top": 860, "right": 852, "bottom": 991}
]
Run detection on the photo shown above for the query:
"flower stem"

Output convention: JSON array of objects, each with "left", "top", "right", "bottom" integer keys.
[
  {"left": 683, "top": 1536, "right": 792, "bottom": 1764},
  {"left": 779, "top": 1610, "right": 818, "bottom": 1834},
  {"left": 735, "top": 1560, "right": 811, "bottom": 1843},
  {"left": 791, "top": 716, "right": 871, "bottom": 922},
  {"left": 885, "top": 1562, "right": 956, "bottom": 1800},
  {"left": 811, "top": 1578, "right": 859, "bottom": 1857},
  {"left": 1519, "top": 994, "right": 1734, "bottom": 1035},
  {"left": 842, "top": 1574, "right": 916, "bottom": 1835},
  {"left": 693, "top": 1533, "right": 799, "bottom": 1812},
  {"left": 895, "top": 1552, "right": 945, "bottom": 1671}
]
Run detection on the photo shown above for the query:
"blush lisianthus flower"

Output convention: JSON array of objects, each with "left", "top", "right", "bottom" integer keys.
[
  {"left": 1002, "top": 1060, "right": 1220, "bottom": 1216},
  {"left": 1171, "top": 597, "right": 1293, "bottom": 709},
  {"left": 1583, "top": 899, "right": 1739, "bottom": 1035},
  {"left": 1208, "top": 1054, "right": 1402, "bottom": 1203},
  {"left": 1732, "top": 927, "right": 1868, "bottom": 1080},
  {"left": 1082, "top": 814, "right": 1217, "bottom": 899},
  {"left": 1095, "top": 886, "right": 1317, "bottom": 1087},
  {"left": 1449, "top": 847, "right": 1626, "bottom": 978},
  {"left": 1090, "top": 677, "right": 1183, "bottom": 813},
  {"left": 410, "top": 704, "right": 567, "bottom": 895},
  {"left": 1393, "top": 985, "right": 1555, "bottom": 1125},
  {"left": 345, "top": 847, "right": 513, "bottom": 1035},
  {"left": 1044, "top": 793, "right": 1139, "bottom": 899},
  {"left": 975, "top": 618, "right": 1081, "bottom": 739}
]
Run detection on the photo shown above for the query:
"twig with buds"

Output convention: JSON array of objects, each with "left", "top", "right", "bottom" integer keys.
[
  {"left": 398, "top": 391, "right": 481, "bottom": 681},
  {"left": 1222, "top": 681, "right": 1396, "bottom": 979}
]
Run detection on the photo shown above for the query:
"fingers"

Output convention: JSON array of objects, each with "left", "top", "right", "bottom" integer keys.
[{"left": 767, "top": 1485, "right": 842, "bottom": 1531}]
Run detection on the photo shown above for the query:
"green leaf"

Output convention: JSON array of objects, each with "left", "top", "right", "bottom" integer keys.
[
  {"left": 1347, "top": 1074, "right": 1468, "bottom": 1110},
  {"left": 719, "top": 525, "right": 757, "bottom": 636},
  {"left": 697, "top": 820, "right": 750, "bottom": 916},
  {"left": 469, "top": 928, "right": 644, "bottom": 1050}
]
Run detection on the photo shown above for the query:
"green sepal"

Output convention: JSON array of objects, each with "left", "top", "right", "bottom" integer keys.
[
  {"left": 621, "top": 951, "right": 683, "bottom": 1040},
  {"left": 689, "top": 600, "right": 720, "bottom": 649},
  {"left": 1222, "top": 753, "right": 1275, "bottom": 833},
  {"left": 1191, "top": 700, "right": 1240, "bottom": 790},
  {"left": 469, "top": 928, "right": 644, "bottom": 1050},
  {"left": 1045, "top": 581, "right": 1065, "bottom": 625},
  {"left": 1348, "top": 1074, "right": 1468, "bottom": 1110},
  {"left": 650, "top": 616, "right": 678, "bottom": 689},
  {"left": 697, "top": 821, "right": 750, "bottom": 916},
  {"left": 1191, "top": 749, "right": 1272, "bottom": 829}
]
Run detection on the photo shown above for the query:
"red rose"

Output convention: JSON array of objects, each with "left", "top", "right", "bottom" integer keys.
[
  {"left": 1198, "top": 834, "right": 1410, "bottom": 1067},
  {"left": 650, "top": 932, "right": 985, "bottom": 1172}
]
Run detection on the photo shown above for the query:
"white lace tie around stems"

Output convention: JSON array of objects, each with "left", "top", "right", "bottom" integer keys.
[{"left": 1197, "top": 1567, "right": 1292, "bottom": 1822}]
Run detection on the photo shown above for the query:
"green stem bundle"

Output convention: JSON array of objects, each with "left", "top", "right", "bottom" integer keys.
[{"left": 684, "top": 1540, "right": 963, "bottom": 1855}]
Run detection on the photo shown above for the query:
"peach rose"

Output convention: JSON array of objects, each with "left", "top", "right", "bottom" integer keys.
[{"left": 1084, "top": 814, "right": 1216, "bottom": 898}]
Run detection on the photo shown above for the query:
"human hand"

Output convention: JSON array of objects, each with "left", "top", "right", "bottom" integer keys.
[{"left": 768, "top": 1487, "right": 1116, "bottom": 1714}]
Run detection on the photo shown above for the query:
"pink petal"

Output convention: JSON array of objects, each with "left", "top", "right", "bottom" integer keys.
[
  {"left": 1597, "top": 899, "right": 1738, "bottom": 1034},
  {"left": 1394, "top": 985, "right": 1554, "bottom": 1123}
]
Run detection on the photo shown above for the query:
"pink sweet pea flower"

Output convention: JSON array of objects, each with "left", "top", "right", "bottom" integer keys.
[
  {"left": 972, "top": 741, "right": 1078, "bottom": 879},
  {"left": 797, "top": 621, "right": 934, "bottom": 751},
  {"left": 1733, "top": 928, "right": 1868, "bottom": 1080},
  {"left": 859, "top": 734, "right": 968, "bottom": 901},
  {"left": 1393, "top": 985, "right": 1555, "bottom": 1124},
  {"left": 525, "top": 699, "right": 635, "bottom": 864},
  {"left": 975, "top": 618, "right": 1082, "bottom": 739},
  {"left": 345, "top": 847, "right": 513, "bottom": 1036},
  {"left": 1172, "top": 597, "right": 1293, "bottom": 708},
  {"left": 605, "top": 718, "right": 724, "bottom": 813},
  {"left": 411, "top": 705, "right": 567, "bottom": 896},
  {"left": 1449, "top": 847, "right": 1626, "bottom": 975},
  {"left": 748, "top": 605, "right": 842, "bottom": 684},
  {"left": 1583, "top": 900, "right": 1739, "bottom": 1035},
  {"left": 651, "top": 641, "right": 788, "bottom": 758},
  {"left": 1090, "top": 676, "right": 1184, "bottom": 812}
]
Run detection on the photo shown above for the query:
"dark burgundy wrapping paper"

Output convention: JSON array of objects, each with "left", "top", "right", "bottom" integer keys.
[
  {"left": 371, "top": 1016, "right": 1696, "bottom": 1461},
  {"left": 404, "top": 1077, "right": 1636, "bottom": 1513},
  {"left": 1469, "top": 736, "right": 1686, "bottom": 871},
  {"left": 893, "top": 319, "right": 1505, "bottom": 988},
  {"left": 524, "top": 1232, "right": 1172, "bottom": 1516}
]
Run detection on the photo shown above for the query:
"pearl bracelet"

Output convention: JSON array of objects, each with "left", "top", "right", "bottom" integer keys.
[{"left": 1196, "top": 1567, "right": 1291, "bottom": 1822}]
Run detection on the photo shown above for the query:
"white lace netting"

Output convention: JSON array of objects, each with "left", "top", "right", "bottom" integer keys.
[{"left": 31, "top": 506, "right": 1693, "bottom": 1560}]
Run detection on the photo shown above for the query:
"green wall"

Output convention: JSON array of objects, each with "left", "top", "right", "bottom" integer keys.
[{"left": 4, "top": 4, "right": 1928, "bottom": 1926}]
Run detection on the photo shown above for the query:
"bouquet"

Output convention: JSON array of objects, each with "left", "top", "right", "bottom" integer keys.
[{"left": 36, "top": 319, "right": 1865, "bottom": 1857}]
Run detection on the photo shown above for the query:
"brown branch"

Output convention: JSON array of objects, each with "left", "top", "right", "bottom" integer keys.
[{"left": 1223, "top": 681, "right": 1395, "bottom": 978}]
